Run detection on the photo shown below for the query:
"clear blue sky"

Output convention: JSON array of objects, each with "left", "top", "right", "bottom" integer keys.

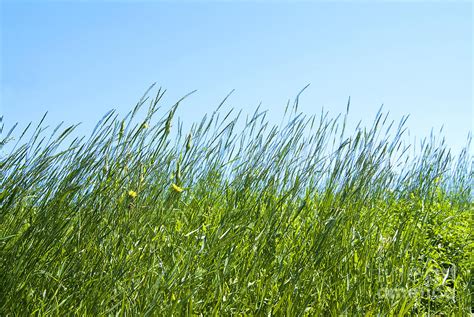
[{"left": 1, "top": 1, "right": 472, "bottom": 154}]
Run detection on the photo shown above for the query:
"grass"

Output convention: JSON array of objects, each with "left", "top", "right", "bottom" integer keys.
[{"left": 0, "top": 85, "right": 472, "bottom": 315}]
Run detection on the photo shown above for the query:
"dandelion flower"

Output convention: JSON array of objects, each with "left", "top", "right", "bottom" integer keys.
[
  {"left": 128, "top": 190, "right": 138, "bottom": 198},
  {"left": 171, "top": 183, "right": 184, "bottom": 193}
]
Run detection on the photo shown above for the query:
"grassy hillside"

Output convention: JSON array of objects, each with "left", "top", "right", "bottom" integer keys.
[{"left": 1, "top": 87, "right": 472, "bottom": 315}]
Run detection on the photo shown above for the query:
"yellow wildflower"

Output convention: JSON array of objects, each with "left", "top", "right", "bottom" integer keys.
[
  {"left": 128, "top": 190, "right": 138, "bottom": 198},
  {"left": 142, "top": 122, "right": 149, "bottom": 129},
  {"left": 171, "top": 183, "right": 184, "bottom": 193}
]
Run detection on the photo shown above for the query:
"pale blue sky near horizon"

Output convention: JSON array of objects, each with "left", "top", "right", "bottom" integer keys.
[{"left": 1, "top": 1, "right": 472, "bottom": 154}]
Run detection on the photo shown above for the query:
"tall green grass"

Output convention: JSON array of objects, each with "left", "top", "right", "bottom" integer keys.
[{"left": 1, "top": 86, "right": 472, "bottom": 315}]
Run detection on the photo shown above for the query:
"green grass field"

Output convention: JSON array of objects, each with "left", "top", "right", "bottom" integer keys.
[{"left": 1, "top": 87, "right": 472, "bottom": 315}]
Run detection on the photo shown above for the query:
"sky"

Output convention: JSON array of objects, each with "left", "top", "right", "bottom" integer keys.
[{"left": 1, "top": 1, "right": 472, "bottom": 154}]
